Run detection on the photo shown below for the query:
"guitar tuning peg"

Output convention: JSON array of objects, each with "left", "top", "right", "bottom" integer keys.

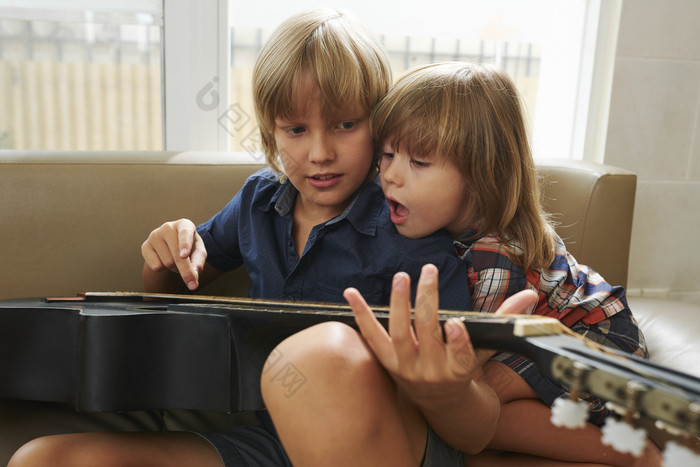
[
  {"left": 601, "top": 416, "right": 647, "bottom": 456},
  {"left": 600, "top": 380, "right": 649, "bottom": 456},
  {"left": 550, "top": 361, "right": 591, "bottom": 429},
  {"left": 662, "top": 441, "right": 700, "bottom": 466},
  {"left": 551, "top": 394, "right": 588, "bottom": 429}
]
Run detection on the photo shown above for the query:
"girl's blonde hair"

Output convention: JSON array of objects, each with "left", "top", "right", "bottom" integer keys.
[
  {"left": 253, "top": 8, "right": 392, "bottom": 177},
  {"left": 371, "top": 61, "right": 555, "bottom": 270}
]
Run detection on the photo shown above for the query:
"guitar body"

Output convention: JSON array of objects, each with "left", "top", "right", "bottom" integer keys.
[{"left": 0, "top": 297, "right": 354, "bottom": 413}]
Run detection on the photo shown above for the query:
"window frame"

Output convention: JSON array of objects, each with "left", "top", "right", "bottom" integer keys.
[
  {"left": 162, "top": 0, "right": 230, "bottom": 151},
  {"left": 578, "top": 0, "right": 622, "bottom": 164}
]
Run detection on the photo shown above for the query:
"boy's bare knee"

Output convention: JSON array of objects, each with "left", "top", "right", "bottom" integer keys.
[
  {"left": 9, "top": 434, "right": 137, "bottom": 467},
  {"left": 262, "top": 322, "right": 410, "bottom": 461},
  {"left": 265, "top": 321, "right": 369, "bottom": 370},
  {"left": 9, "top": 435, "right": 71, "bottom": 467},
  {"left": 261, "top": 321, "right": 381, "bottom": 405}
]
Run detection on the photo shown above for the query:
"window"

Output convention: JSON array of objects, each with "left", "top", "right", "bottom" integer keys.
[
  {"left": 2, "top": 0, "right": 619, "bottom": 162},
  {"left": 0, "top": 1, "right": 163, "bottom": 151},
  {"left": 224, "top": 1, "right": 542, "bottom": 158},
  {"left": 217, "top": 0, "right": 621, "bottom": 161},
  {"left": 220, "top": 0, "right": 620, "bottom": 161}
]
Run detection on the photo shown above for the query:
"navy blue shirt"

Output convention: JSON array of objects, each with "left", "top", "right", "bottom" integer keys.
[{"left": 197, "top": 168, "right": 470, "bottom": 309}]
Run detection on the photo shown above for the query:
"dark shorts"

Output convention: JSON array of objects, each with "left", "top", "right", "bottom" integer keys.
[
  {"left": 198, "top": 411, "right": 464, "bottom": 466},
  {"left": 491, "top": 308, "right": 648, "bottom": 426},
  {"left": 422, "top": 424, "right": 465, "bottom": 466},
  {"left": 197, "top": 411, "right": 291, "bottom": 467}
]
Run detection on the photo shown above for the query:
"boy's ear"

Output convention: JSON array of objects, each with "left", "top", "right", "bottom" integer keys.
[{"left": 367, "top": 156, "right": 381, "bottom": 180}]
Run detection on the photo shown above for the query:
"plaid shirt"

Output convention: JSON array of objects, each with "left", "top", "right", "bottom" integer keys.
[{"left": 455, "top": 233, "right": 629, "bottom": 327}]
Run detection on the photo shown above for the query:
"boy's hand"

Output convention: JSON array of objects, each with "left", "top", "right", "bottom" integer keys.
[{"left": 141, "top": 219, "right": 207, "bottom": 290}]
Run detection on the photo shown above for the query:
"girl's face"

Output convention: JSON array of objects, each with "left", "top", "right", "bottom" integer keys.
[
  {"left": 379, "top": 143, "right": 473, "bottom": 238},
  {"left": 274, "top": 77, "right": 373, "bottom": 223}
]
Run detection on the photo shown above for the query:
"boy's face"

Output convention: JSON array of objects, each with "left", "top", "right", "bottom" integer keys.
[
  {"left": 274, "top": 78, "right": 373, "bottom": 222},
  {"left": 379, "top": 143, "right": 473, "bottom": 238}
]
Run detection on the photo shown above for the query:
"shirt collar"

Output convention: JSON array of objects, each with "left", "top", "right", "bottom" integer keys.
[
  {"left": 271, "top": 179, "right": 296, "bottom": 216},
  {"left": 453, "top": 228, "right": 482, "bottom": 254},
  {"left": 329, "top": 179, "right": 382, "bottom": 236},
  {"left": 267, "top": 177, "right": 383, "bottom": 236}
]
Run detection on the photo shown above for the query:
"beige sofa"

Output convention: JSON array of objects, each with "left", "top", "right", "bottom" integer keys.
[
  {"left": 1, "top": 151, "right": 698, "bottom": 462},
  {"left": 0, "top": 151, "right": 649, "bottom": 296}
]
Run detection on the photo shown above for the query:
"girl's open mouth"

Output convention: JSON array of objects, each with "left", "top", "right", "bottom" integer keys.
[{"left": 387, "top": 198, "right": 409, "bottom": 224}]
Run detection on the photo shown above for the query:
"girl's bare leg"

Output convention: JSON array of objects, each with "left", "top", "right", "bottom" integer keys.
[
  {"left": 8, "top": 432, "right": 222, "bottom": 467},
  {"left": 465, "top": 451, "right": 608, "bottom": 467},
  {"left": 262, "top": 321, "right": 427, "bottom": 466},
  {"left": 469, "top": 361, "right": 662, "bottom": 466}
]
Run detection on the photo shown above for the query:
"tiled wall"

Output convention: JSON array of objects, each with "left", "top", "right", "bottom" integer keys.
[{"left": 605, "top": 0, "right": 700, "bottom": 303}]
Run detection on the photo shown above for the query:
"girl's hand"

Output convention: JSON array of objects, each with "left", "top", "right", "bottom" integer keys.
[
  {"left": 344, "top": 264, "right": 538, "bottom": 406},
  {"left": 141, "top": 218, "right": 207, "bottom": 291},
  {"left": 345, "top": 263, "right": 538, "bottom": 452},
  {"left": 344, "top": 264, "right": 478, "bottom": 407}
]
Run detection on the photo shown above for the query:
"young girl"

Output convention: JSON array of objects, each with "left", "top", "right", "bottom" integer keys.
[
  {"left": 262, "top": 61, "right": 662, "bottom": 466},
  {"left": 8, "top": 11, "right": 474, "bottom": 467}
]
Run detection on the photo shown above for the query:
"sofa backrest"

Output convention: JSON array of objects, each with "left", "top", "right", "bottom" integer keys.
[
  {"left": 0, "top": 152, "right": 636, "bottom": 300},
  {"left": 1, "top": 151, "right": 262, "bottom": 299}
]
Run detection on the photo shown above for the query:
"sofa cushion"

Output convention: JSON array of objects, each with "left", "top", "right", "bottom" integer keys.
[{"left": 628, "top": 296, "right": 700, "bottom": 378}]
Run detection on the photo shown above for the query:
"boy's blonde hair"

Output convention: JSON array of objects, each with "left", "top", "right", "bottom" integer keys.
[
  {"left": 253, "top": 8, "right": 392, "bottom": 177},
  {"left": 371, "top": 61, "right": 555, "bottom": 270}
]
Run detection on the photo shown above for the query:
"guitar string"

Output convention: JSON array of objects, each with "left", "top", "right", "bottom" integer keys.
[{"left": 85, "top": 291, "right": 629, "bottom": 357}]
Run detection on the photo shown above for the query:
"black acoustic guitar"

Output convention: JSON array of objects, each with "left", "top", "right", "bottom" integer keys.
[{"left": 1, "top": 292, "right": 699, "bottom": 446}]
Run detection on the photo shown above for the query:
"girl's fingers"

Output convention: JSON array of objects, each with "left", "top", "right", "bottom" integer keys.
[
  {"left": 444, "top": 318, "right": 480, "bottom": 377},
  {"left": 495, "top": 289, "right": 538, "bottom": 316},
  {"left": 348, "top": 265, "right": 488, "bottom": 384},
  {"left": 344, "top": 287, "right": 395, "bottom": 368},
  {"left": 412, "top": 264, "right": 444, "bottom": 360},
  {"left": 387, "top": 272, "right": 418, "bottom": 361},
  {"left": 475, "top": 290, "right": 539, "bottom": 365}
]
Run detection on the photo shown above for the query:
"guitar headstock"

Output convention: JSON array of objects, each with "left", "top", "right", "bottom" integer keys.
[
  {"left": 549, "top": 352, "right": 700, "bottom": 461},
  {"left": 452, "top": 312, "right": 700, "bottom": 460}
]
